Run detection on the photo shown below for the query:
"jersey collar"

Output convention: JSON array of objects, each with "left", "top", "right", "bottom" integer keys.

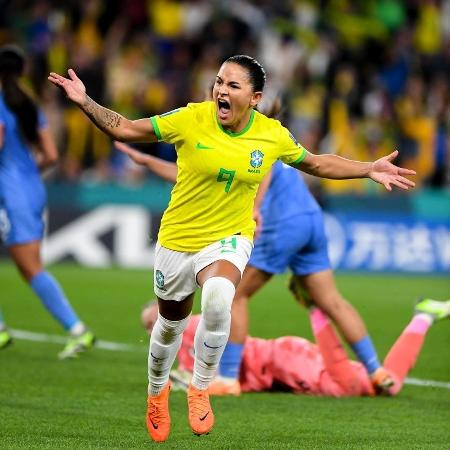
[{"left": 216, "top": 108, "right": 255, "bottom": 137}]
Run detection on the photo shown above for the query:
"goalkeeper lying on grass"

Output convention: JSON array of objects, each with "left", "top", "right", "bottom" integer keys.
[{"left": 141, "top": 287, "right": 449, "bottom": 397}]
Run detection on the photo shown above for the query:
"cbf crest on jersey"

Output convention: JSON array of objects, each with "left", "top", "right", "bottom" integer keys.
[{"left": 250, "top": 150, "right": 264, "bottom": 168}]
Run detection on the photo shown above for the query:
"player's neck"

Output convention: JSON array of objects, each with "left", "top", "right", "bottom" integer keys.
[{"left": 221, "top": 109, "right": 254, "bottom": 135}]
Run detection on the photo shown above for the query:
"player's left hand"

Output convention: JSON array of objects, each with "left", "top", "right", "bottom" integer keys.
[{"left": 369, "top": 150, "right": 416, "bottom": 191}]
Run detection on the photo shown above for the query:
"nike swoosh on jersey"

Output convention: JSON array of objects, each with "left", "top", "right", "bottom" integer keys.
[{"left": 195, "top": 142, "right": 213, "bottom": 150}]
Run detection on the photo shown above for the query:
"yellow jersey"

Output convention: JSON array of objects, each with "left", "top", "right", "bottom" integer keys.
[{"left": 151, "top": 101, "right": 306, "bottom": 252}]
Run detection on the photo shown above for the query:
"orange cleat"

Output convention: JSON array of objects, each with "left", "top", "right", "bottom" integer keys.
[
  {"left": 146, "top": 382, "right": 171, "bottom": 442},
  {"left": 187, "top": 384, "right": 215, "bottom": 435},
  {"left": 371, "top": 367, "right": 395, "bottom": 396},
  {"left": 208, "top": 377, "right": 241, "bottom": 396}
]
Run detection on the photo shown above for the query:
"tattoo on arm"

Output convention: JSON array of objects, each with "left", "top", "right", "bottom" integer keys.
[{"left": 83, "top": 96, "right": 123, "bottom": 134}]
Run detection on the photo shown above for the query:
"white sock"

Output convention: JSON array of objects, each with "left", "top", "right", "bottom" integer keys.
[
  {"left": 192, "top": 277, "right": 236, "bottom": 390},
  {"left": 148, "top": 313, "right": 190, "bottom": 395},
  {"left": 69, "top": 321, "right": 86, "bottom": 336}
]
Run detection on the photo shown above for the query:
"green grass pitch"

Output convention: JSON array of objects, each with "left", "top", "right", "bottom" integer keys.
[{"left": 0, "top": 262, "right": 449, "bottom": 449}]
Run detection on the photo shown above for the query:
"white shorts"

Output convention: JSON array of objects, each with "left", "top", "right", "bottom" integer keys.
[{"left": 154, "top": 235, "right": 253, "bottom": 301}]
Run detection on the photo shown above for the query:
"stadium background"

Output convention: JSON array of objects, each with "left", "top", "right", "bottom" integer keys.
[
  {"left": 0, "top": 0, "right": 449, "bottom": 273},
  {"left": 1, "top": 1, "right": 449, "bottom": 448}
]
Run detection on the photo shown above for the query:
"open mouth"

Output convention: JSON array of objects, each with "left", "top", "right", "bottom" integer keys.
[{"left": 217, "top": 98, "right": 231, "bottom": 120}]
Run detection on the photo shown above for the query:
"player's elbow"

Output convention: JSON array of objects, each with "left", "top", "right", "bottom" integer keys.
[
  {"left": 118, "top": 119, "right": 156, "bottom": 143},
  {"left": 300, "top": 155, "right": 322, "bottom": 176}
]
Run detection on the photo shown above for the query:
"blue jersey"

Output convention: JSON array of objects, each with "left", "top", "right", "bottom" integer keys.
[
  {"left": 250, "top": 160, "right": 330, "bottom": 275},
  {"left": 260, "top": 161, "right": 320, "bottom": 229},
  {"left": 0, "top": 93, "right": 47, "bottom": 246},
  {"left": 0, "top": 93, "right": 47, "bottom": 177}
]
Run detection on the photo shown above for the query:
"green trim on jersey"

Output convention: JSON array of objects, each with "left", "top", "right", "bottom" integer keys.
[
  {"left": 150, "top": 116, "right": 162, "bottom": 141},
  {"left": 216, "top": 109, "right": 255, "bottom": 137},
  {"left": 292, "top": 148, "right": 307, "bottom": 165}
]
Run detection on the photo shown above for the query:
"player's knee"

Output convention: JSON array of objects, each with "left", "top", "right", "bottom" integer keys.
[
  {"left": 201, "top": 277, "right": 235, "bottom": 325},
  {"left": 154, "top": 314, "right": 189, "bottom": 342},
  {"left": 232, "top": 291, "right": 249, "bottom": 306},
  {"left": 18, "top": 264, "right": 42, "bottom": 283}
]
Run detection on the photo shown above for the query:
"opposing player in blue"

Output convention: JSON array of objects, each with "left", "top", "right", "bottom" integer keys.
[{"left": 0, "top": 45, "right": 95, "bottom": 359}]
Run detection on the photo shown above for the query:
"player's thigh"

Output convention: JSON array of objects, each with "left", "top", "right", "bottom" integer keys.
[
  {"left": 153, "top": 242, "right": 198, "bottom": 301},
  {"left": 157, "top": 294, "right": 195, "bottom": 321},
  {"left": 296, "top": 269, "right": 342, "bottom": 308},
  {"left": 0, "top": 185, "right": 45, "bottom": 248}
]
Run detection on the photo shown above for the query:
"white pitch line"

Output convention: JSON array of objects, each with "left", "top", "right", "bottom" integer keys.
[
  {"left": 10, "top": 329, "right": 145, "bottom": 352},
  {"left": 404, "top": 377, "right": 450, "bottom": 389},
  {"left": 9, "top": 329, "right": 450, "bottom": 390}
]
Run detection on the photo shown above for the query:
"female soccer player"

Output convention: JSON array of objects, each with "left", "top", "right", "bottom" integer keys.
[
  {"left": 0, "top": 45, "right": 95, "bottom": 359},
  {"left": 49, "top": 54, "right": 415, "bottom": 442}
]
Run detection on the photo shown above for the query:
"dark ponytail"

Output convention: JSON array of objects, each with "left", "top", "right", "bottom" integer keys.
[{"left": 0, "top": 45, "right": 39, "bottom": 144}]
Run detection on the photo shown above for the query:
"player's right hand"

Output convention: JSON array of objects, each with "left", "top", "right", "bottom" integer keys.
[{"left": 48, "top": 69, "right": 87, "bottom": 106}]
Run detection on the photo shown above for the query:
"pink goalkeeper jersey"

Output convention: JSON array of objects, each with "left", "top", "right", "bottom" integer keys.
[{"left": 177, "top": 315, "right": 373, "bottom": 397}]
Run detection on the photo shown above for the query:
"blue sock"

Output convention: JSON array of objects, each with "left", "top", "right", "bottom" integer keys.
[
  {"left": 351, "top": 335, "right": 381, "bottom": 375},
  {"left": 30, "top": 271, "right": 80, "bottom": 331},
  {"left": 219, "top": 342, "right": 245, "bottom": 379}
]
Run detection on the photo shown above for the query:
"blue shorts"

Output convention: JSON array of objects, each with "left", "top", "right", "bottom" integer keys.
[
  {"left": 249, "top": 211, "right": 331, "bottom": 276},
  {"left": 0, "top": 179, "right": 46, "bottom": 247}
]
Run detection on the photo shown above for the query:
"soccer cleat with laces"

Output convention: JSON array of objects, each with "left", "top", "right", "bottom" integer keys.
[
  {"left": 208, "top": 377, "right": 241, "bottom": 396},
  {"left": 146, "top": 382, "right": 171, "bottom": 442},
  {"left": 370, "top": 367, "right": 395, "bottom": 395},
  {"left": 187, "top": 384, "right": 215, "bottom": 435},
  {"left": 0, "top": 329, "right": 13, "bottom": 350},
  {"left": 58, "top": 330, "right": 96, "bottom": 360},
  {"left": 414, "top": 298, "right": 450, "bottom": 322}
]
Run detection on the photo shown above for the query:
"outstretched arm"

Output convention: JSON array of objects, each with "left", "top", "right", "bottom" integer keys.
[
  {"left": 114, "top": 141, "right": 177, "bottom": 183},
  {"left": 292, "top": 150, "right": 416, "bottom": 191},
  {"left": 48, "top": 69, "right": 157, "bottom": 143}
]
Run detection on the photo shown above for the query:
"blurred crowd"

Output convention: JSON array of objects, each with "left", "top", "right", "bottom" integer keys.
[{"left": 1, "top": 0, "right": 449, "bottom": 194}]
